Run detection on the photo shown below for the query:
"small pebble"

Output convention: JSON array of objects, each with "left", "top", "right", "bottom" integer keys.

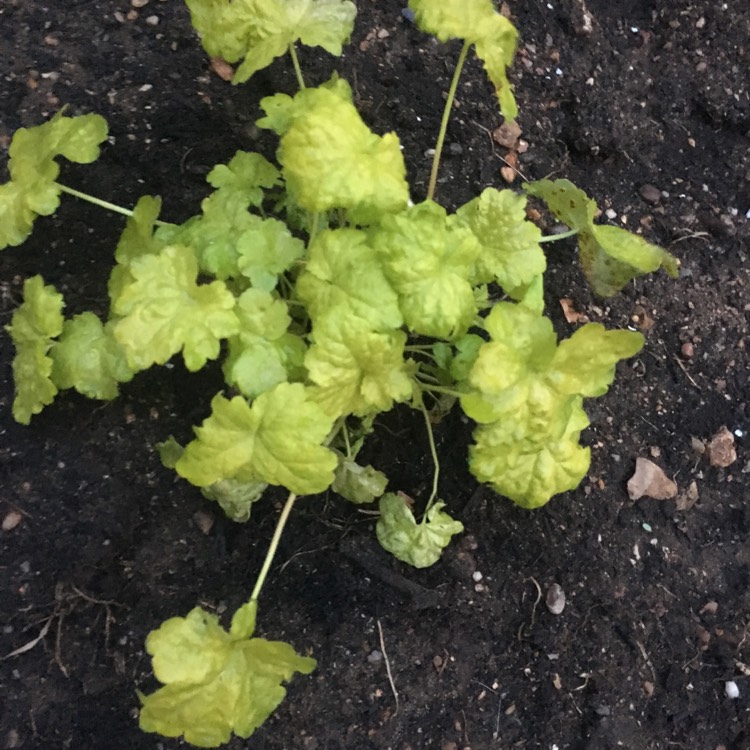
[
  {"left": 132, "top": 0, "right": 149, "bottom": 6},
  {"left": 472, "top": 571, "right": 483, "bottom": 582},
  {"left": 681, "top": 342, "right": 694, "bottom": 359},
  {"left": 725, "top": 681, "right": 739, "bottom": 699},
  {"left": 145, "top": 14, "right": 159, "bottom": 25},
  {"left": 546, "top": 583, "right": 566, "bottom": 615},
  {"left": 2, "top": 510, "right": 22, "bottom": 531},
  {"left": 367, "top": 650, "right": 383, "bottom": 663},
  {"left": 639, "top": 184, "right": 661, "bottom": 204}
]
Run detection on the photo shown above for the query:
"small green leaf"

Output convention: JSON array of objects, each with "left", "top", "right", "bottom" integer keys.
[
  {"left": 376, "top": 493, "right": 464, "bottom": 568},
  {"left": 0, "top": 111, "right": 108, "bottom": 250},
  {"left": 524, "top": 178, "right": 679, "bottom": 296},
  {"left": 6, "top": 276, "right": 65, "bottom": 423},
  {"left": 112, "top": 244, "right": 239, "bottom": 372},
  {"left": 176, "top": 383, "right": 337, "bottom": 495},
  {"left": 50, "top": 313, "right": 134, "bottom": 400},
  {"left": 370, "top": 201, "right": 480, "bottom": 339},
  {"left": 455, "top": 188, "right": 545, "bottom": 292},
  {"left": 139, "top": 606, "right": 316, "bottom": 747},
  {"left": 332, "top": 452, "right": 388, "bottom": 504},
  {"left": 236, "top": 216, "right": 305, "bottom": 291},
  {"left": 201, "top": 478, "right": 269, "bottom": 522},
  {"left": 206, "top": 151, "right": 280, "bottom": 208}
]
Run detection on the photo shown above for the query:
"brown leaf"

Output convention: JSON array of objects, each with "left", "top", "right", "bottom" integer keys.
[
  {"left": 559, "top": 298, "right": 589, "bottom": 324},
  {"left": 627, "top": 457, "right": 678, "bottom": 500}
]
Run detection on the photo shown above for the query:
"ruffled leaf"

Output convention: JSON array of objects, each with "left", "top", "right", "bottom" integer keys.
[
  {"left": 187, "top": 0, "right": 356, "bottom": 84},
  {"left": 51, "top": 313, "right": 134, "bottom": 400},
  {"left": 332, "top": 452, "right": 388, "bottom": 504},
  {"left": 370, "top": 201, "right": 480, "bottom": 339},
  {"left": 6, "top": 276, "right": 64, "bottom": 423},
  {"left": 0, "top": 111, "right": 108, "bottom": 250},
  {"left": 176, "top": 383, "right": 337, "bottom": 495},
  {"left": 376, "top": 493, "right": 464, "bottom": 568},
  {"left": 139, "top": 606, "right": 316, "bottom": 748},
  {"left": 111, "top": 244, "right": 239, "bottom": 372}
]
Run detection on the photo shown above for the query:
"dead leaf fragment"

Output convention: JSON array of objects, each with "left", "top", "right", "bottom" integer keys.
[
  {"left": 675, "top": 480, "right": 699, "bottom": 511},
  {"left": 2, "top": 511, "right": 23, "bottom": 531},
  {"left": 210, "top": 57, "right": 234, "bottom": 82},
  {"left": 706, "top": 425, "right": 736, "bottom": 468},
  {"left": 627, "top": 457, "right": 678, "bottom": 500},
  {"left": 559, "top": 297, "right": 589, "bottom": 324}
]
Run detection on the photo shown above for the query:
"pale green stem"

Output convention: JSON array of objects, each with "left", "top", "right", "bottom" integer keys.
[
  {"left": 308, "top": 212, "right": 321, "bottom": 247},
  {"left": 539, "top": 228, "right": 578, "bottom": 243},
  {"left": 417, "top": 382, "right": 464, "bottom": 399},
  {"left": 250, "top": 491, "right": 298, "bottom": 603},
  {"left": 342, "top": 422, "right": 352, "bottom": 459},
  {"left": 289, "top": 44, "right": 306, "bottom": 90},
  {"left": 418, "top": 399, "right": 441, "bottom": 516},
  {"left": 427, "top": 40, "right": 471, "bottom": 202},
  {"left": 56, "top": 183, "right": 171, "bottom": 226}
]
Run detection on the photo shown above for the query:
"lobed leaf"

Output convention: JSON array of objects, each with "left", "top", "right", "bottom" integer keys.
[
  {"left": 139, "top": 606, "right": 316, "bottom": 747},
  {"left": 176, "top": 383, "right": 337, "bottom": 495},
  {"left": 376, "top": 493, "right": 464, "bottom": 568},
  {"left": 186, "top": 0, "right": 356, "bottom": 84},
  {"left": 331, "top": 451, "right": 388, "bottom": 505},
  {"left": 111, "top": 244, "right": 239, "bottom": 372}
]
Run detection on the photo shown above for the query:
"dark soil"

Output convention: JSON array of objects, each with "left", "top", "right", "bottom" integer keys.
[{"left": 2, "top": 1, "right": 749, "bottom": 749}]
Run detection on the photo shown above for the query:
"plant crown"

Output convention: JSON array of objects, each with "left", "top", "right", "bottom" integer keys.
[{"left": 1, "top": 0, "right": 679, "bottom": 745}]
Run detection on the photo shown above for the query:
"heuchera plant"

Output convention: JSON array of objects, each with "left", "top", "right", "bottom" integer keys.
[{"left": 1, "top": 0, "right": 679, "bottom": 745}]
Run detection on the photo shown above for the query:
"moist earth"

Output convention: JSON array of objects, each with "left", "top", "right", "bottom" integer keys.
[{"left": 1, "top": 1, "right": 749, "bottom": 749}]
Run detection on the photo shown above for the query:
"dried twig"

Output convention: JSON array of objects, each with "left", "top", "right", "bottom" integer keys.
[{"left": 377, "top": 619, "right": 399, "bottom": 716}]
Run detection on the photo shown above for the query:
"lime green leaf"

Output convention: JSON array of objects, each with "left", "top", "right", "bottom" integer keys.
[
  {"left": 111, "top": 244, "right": 239, "bottom": 372},
  {"left": 469, "top": 400, "right": 591, "bottom": 509},
  {"left": 376, "top": 493, "right": 464, "bottom": 568},
  {"left": 370, "top": 201, "right": 480, "bottom": 339},
  {"left": 236, "top": 216, "right": 305, "bottom": 291},
  {"left": 229, "top": 600, "right": 258, "bottom": 640},
  {"left": 51, "top": 313, "right": 134, "bottom": 400},
  {"left": 460, "top": 302, "right": 644, "bottom": 507},
  {"left": 407, "top": 0, "right": 518, "bottom": 119},
  {"left": 157, "top": 437, "right": 269, "bottom": 521},
  {"left": 295, "top": 228, "right": 402, "bottom": 331},
  {"left": 260, "top": 79, "right": 409, "bottom": 224},
  {"left": 456, "top": 188, "right": 545, "bottom": 291},
  {"left": 139, "top": 606, "right": 316, "bottom": 747},
  {"left": 207, "top": 151, "right": 280, "bottom": 208},
  {"left": 332, "top": 451, "right": 388, "bottom": 504},
  {"left": 549, "top": 324, "right": 644, "bottom": 397},
  {"left": 176, "top": 384, "right": 337, "bottom": 495},
  {"left": 6, "top": 276, "right": 64, "bottom": 423},
  {"left": 305, "top": 318, "right": 414, "bottom": 418},
  {"left": 0, "top": 111, "right": 108, "bottom": 250},
  {"left": 187, "top": 0, "right": 356, "bottom": 84},
  {"left": 524, "top": 178, "right": 679, "bottom": 296},
  {"left": 222, "top": 289, "right": 305, "bottom": 398}
]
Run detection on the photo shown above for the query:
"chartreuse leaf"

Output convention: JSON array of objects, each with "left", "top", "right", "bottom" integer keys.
[
  {"left": 376, "top": 493, "right": 464, "bottom": 568},
  {"left": 295, "top": 228, "right": 402, "bottom": 331},
  {"left": 259, "top": 78, "right": 409, "bottom": 224},
  {"left": 0, "top": 110, "right": 108, "bottom": 249},
  {"left": 139, "top": 605, "right": 316, "bottom": 748},
  {"left": 236, "top": 216, "right": 305, "bottom": 291},
  {"left": 524, "top": 178, "right": 679, "bottom": 296},
  {"left": 187, "top": 0, "right": 356, "bottom": 84},
  {"left": 470, "top": 399, "right": 591, "bottom": 509},
  {"left": 158, "top": 436, "right": 268, "bottom": 522},
  {"left": 176, "top": 383, "right": 337, "bottom": 495},
  {"left": 6, "top": 276, "right": 64, "bottom": 423},
  {"left": 305, "top": 318, "right": 414, "bottom": 418},
  {"left": 455, "top": 188, "right": 545, "bottom": 292},
  {"left": 206, "top": 151, "right": 280, "bottom": 208},
  {"left": 332, "top": 451, "right": 388, "bottom": 505},
  {"left": 370, "top": 201, "right": 480, "bottom": 339},
  {"left": 460, "top": 302, "right": 643, "bottom": 507},
  {"left": 223, "top": 289, "right": 305, "bottom": 399},
  {"left": 111, "top": 244, "right": 239, "bottom": 372},
  {"left": 408, "top": 0, "right": 518, "bottom": 120},
  {"left": 51, "top": 313, "right": 134, "bottom": 400}
]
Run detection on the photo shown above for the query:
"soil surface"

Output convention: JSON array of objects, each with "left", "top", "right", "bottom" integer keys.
[{"left": 1, "top": 1, "right": 749, "bottom": 749}]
